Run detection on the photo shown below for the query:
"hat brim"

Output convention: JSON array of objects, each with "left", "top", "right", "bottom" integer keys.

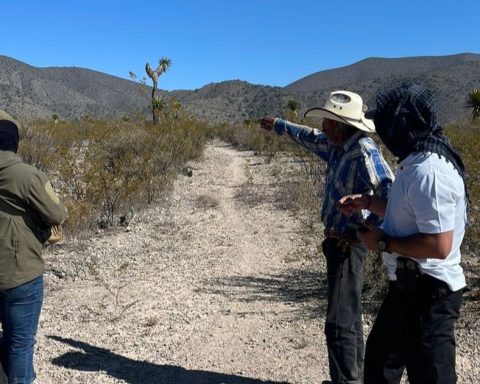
[{"left": 304, "top": 108, "right": 375, "bottom": 133}]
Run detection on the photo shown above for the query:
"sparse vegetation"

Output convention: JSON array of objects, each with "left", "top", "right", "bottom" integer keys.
[
  {"left": 445, "top": 118, "right": 480, "bottom": 252},
  {"left": 84, "top": 259, "right": 139, "bottom": 323},
  {"left": 19, "top": 103, "right": 209, "bottom": 239}
]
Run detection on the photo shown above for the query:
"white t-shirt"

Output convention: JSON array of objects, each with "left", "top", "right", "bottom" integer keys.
[{"left": 382, "top": 152, "right": 467, "bottom": 291}]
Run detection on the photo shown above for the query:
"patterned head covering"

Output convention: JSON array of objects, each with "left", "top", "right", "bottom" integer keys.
[
  {"left": 365, "top": 84, "right": 437, "bottom": 158},
  {"left": 367, "top": 84, "right": 464, "bottom": 173},
  {"left": 367, "top": 84, "right": 469, "bottom": 212}
]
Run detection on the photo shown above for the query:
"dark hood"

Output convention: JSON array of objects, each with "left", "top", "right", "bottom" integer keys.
[{"left": 0, "top": 110, "right": 21, "bottom": 153}]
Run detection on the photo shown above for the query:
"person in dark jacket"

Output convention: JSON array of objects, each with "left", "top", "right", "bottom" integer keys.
[{"left": 0, "top": 109, "right": 67, "bottom": 383}]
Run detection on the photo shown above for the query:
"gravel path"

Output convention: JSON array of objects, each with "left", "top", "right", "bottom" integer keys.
[{"left": 23, "top": 140, "right": 480, "bottom": 383}]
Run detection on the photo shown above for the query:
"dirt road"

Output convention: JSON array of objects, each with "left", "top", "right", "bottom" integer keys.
[
  {"left": 30, "top": 140, "right": 479, "bottom": 383},
  {"left": 36, "top": 140, "right": 328, "bottom": 383}
]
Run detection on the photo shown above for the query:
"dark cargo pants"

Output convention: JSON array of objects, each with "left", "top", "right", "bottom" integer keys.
[
  {"left": 322, "top": 238, "right": 367, "bottom": 384},
  {"left": 364, "top": 275, "right": 463, "bottom": 384}
]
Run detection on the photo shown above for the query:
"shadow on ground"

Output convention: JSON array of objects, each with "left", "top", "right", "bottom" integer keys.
[
  {"left": 49, "top": 336, "right": 288, "bottom": 384},
  {"left": 199, "top": 267, "right": 386, "bottom": 319},
  {"left": 198, "top": 268, "right": 328, "bottom": 320}
]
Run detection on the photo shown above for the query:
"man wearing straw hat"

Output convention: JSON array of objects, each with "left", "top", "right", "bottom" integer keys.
[{"left": 258, "top": 91, "right": 393, "bottom": 384}]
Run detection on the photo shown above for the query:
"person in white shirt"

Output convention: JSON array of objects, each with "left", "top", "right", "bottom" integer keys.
[{"left": 337, "top": 84, "right": 468, "bottom": 384}]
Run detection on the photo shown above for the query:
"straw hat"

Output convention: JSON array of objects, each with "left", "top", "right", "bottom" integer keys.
[{"left": 304, "top": 91, "right": 375, "bottom": 132}]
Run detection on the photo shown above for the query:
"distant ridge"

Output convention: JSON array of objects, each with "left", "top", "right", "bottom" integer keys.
[
  {"left": 1, "top": 53, "right": 479, "bottom": 124},
  {"left": 0, "top": 55, "right": 146, "bottom": 119},
  {"left": 284, "top": 53, "right": 480, "bottom": 124},
  {"left": 286, "top": 53, "right": 480, "bottom": 91}
]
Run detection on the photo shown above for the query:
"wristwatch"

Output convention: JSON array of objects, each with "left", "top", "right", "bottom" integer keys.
[{"left": 377, "top": 235, "right": 392, "bottom": 253}]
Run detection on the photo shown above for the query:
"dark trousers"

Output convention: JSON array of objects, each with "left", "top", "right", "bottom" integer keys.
[
  {"left": 322, "top": 238, "right": 367, "bottom": 384},
  {"left": 364, "top": 276, "right": 463, "bottom": 384}
]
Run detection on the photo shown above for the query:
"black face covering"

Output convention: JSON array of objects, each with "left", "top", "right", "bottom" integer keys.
[{"left": 0, "top": 119, "right": 20, "bottom": 153}]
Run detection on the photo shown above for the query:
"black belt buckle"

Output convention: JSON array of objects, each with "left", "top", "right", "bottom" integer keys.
[{"left": 396, "top": 257, "right": 420, "bottom": 291}]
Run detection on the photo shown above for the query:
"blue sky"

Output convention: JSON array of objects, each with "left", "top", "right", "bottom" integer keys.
[{"left": 1, "top": 0, "right": 479, "bottom": 91}]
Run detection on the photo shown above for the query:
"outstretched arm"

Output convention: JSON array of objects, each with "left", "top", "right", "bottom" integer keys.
[
  {"left": 257, "top": 115, "right": 276, "bottom": 131},
  {"left": 257, "top": 116, "right": 330, "bottom": 160}
]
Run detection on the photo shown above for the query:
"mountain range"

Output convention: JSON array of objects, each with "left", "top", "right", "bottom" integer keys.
[{"left": 1, "top": 53, "right": 479, "bottom": 125}]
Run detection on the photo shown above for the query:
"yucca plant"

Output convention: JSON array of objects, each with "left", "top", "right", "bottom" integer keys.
[
  {"left": 287, "top": 99, "right": 300, "bottom": 119},
  {"left": 465, "top": 89, "right": 480, "bottom": 120},
  {"left": 145, "top": 57, "right": 171, "bottom": 125}
]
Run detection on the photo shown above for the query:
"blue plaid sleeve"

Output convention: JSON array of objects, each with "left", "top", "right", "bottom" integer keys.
[
  {"left": 274, "top": 119, "right": 330, "bottom": 161},
  {"left": 357, "top": 137, "right": 394, "bottom": 222},
  {"left": 357, "top": 137, "right": 394, "bottom": 197}
]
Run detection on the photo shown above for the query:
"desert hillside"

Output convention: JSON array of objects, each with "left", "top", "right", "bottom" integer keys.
[{"left": 1, "top": 53, "right": 479, "bottom": 124}]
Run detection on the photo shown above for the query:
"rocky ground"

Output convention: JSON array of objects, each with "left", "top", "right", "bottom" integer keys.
[{"left": 13, "top": 140, "right": 480, "bottom": 383}]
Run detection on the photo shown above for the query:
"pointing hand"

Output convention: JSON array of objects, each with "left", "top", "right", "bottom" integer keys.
[{"left": 257, "top": 116, "right": 276, "bottom": 131}]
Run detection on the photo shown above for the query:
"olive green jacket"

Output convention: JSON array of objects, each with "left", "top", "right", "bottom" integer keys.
[{"left": 0, "top": 150, "right": 67, "bottom": 289}]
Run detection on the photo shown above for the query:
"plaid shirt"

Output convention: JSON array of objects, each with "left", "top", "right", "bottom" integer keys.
[{"left": 274, "top": 119, "right": 394, "bottom": 232}]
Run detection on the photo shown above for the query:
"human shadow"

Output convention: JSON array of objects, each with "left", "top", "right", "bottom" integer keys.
[
  {"left": 49, "top": 336, "right": 289, "bottom": 384},
  {"left": 197, "top": 268, "right": 328, "bottom": 320}
]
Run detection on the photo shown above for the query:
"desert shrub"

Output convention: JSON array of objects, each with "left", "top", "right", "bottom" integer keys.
[
  {"left": 445, "top": 118, "right": 480, "bottom": 252},
  {"left": 136, "top": 112, "right": 208, "bottom": 204},
  {"left": 19, "top": 123, "right": 61, "bottom": 173},
  {"left": 19, "top": 103, "right": 209, "bottom": 237},
  {"left": 20, "top": 120, "right": 95, "bottom": 237},
  {"left": 211, "top": 120, "right": 300, "bottom": 155},
  {"left": 82, "top": 123, "right": 149, "bottom": 226}
]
